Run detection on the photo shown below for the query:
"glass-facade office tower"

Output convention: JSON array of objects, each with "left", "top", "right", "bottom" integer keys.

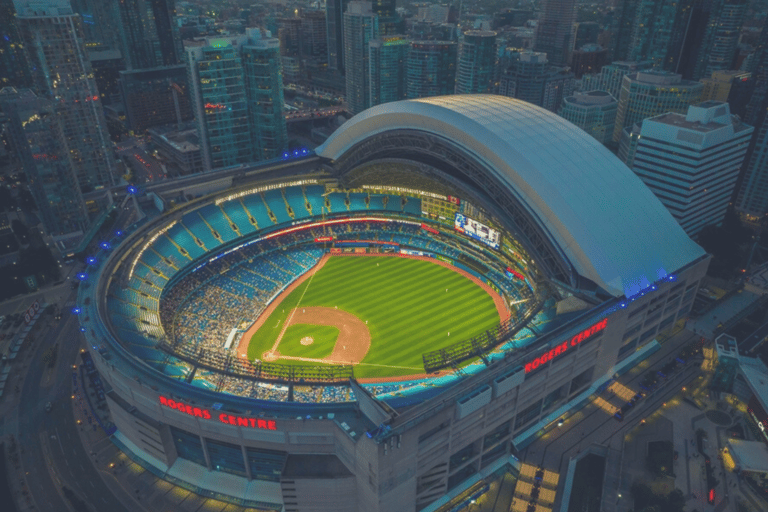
[
  {"left": 623, "top": 102, "right": 752, "bottom": 237},
  {"left": 326, "top": 0, "right": 351, "bottom": 73},
  {"left": 242, "top": 29, "right": 288, "bottom": 162},
  {"left": 116, "top": 0, "right": 183, "bottom": 69},
  {"left": 456, "top": 30, "right": 497, "bottom": 94},
  {"left": 16, "top": 0, "right": 116, "bottom": 191},
  {"left": 534, "top": 0, "right": 576, "bottom": 66},
  {"left": 626, "top": 0, "right": 695, "bottom": 71},
  {"left": 344, "top": 2, "right": 379, "bottom": 115},
  {"left": 186, "top": 31, "right": 287, "bottom": 172},
  {"left": 612, "top": 71, "right": 703, "bottom": 142},
  {"left": 497, "top": 50, "right": 575, "bottom": 112},
  {"left": 369, "top": 35, "right": 409, "bottom": 107},
  {"left": 693, "top": 0, "right": 747, "bottom": 80},
  {"left": 120, "top": 65, "right": 193, "bottom": 133},
  {"left": 0, "top": 88, "right": 89, "bottom": 236},
  {"left": 558, "top": 90, "right": 618, "bottom": 145},
  {"left": 736, "top": 23, "right": 768, "bottom": 217},
  {"left": 406, "top": 41, "right": 457, "bottom": 99}
]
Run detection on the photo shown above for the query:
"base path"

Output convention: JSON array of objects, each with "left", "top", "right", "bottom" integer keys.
[
  {"left": 264, "top": 306, "right": 371, "bottom": 364},
  {"left": 234, "top": 254, "right": 331, "bottom": 357}
]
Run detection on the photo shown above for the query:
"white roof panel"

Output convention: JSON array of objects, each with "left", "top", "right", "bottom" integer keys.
[{"left": 316, "top": 95, "right": 706, "bottom": 297}]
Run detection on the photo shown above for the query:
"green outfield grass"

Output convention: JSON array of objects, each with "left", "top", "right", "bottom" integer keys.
[
  {"left": 247, "top": 256, "right": 500, "bottom": 377},
  {"left": 277, "top": 325, "right": 339, "bottom": 359}
]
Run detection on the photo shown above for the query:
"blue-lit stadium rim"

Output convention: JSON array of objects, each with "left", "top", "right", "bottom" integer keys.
[{"left": 282, "top": 147, "right": 311, "bottom": 160}]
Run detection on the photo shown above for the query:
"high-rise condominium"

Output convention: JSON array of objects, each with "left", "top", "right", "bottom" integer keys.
[
  {"left": 186, "top": 30, "right": 287, "bottom": 171},
  {"left": 456, "top": 30, "right": 497, "bottom": 94},
  {"left": 16, "top": 0, "right": 116, "bottom": 190},
  {"left": 406, "top": 41, "right": 457, "bottom": 99},
  {"left": 369, "top": 36, "right": 409, "bottom": 107},
  {"left": 0, "top": 88, "right": 89, "bottom": 236},
  {"left": 558, "top": 91, "right": 617, "bottom": 145},
  {"left": 344, "top": 2, "right": 379, "bottom": 114}
]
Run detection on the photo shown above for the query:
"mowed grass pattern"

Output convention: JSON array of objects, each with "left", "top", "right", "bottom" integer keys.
[
  {"left": 278, "top": 324, "right": 339, "bottom": 359},
  {"left": 248, "top": 256, "right": 500, "bottom": 377}
]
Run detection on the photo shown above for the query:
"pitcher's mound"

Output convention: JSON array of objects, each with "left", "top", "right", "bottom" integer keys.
[{"left": 300, "top": 336, "right": 314, "bottom": 346}]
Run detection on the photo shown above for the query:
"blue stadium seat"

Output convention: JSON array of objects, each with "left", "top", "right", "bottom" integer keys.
[
  {"left": 220, "top": 201, "right": 257, "bottom": 235},
  {"left": 349, "top": 193, "right": 368, "bottom": 212},
  {"left": 181, "top": 212, "right": 221, "bottom": 250},
  {"left": 305, "top": 185, "right": 326, "bottom": 215},
  {"left": 263, "top": 190, "right": 292, "bottom": 224},
  {"left": 327, "top": 192, "right": 348, "bottom": 213},
  {"left": 198, "top": 204, "right": 238, "bottom": 242},
  {"left": 403, "top": 197, "right": 421, "bottom": 215},
  {"left": 284, "top": 187, "right": 311, "bottom": 220},
  {"left": 151, "top": 237, "right": 188, "bottom": 267},
  {"left": 241, "top": 194, "right": 273, "bottom": 227},
  {"left": 166, "top": 224, "right": 205, "bottom": 259}
]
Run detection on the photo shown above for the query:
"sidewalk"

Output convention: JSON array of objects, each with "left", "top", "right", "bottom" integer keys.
[{"left": 69, "top": 354, "right": 272, "bottom": 512}]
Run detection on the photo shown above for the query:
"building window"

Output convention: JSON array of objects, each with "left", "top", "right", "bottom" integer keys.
[
  {"left": 171, "top": 426, "right": 207, "bottom": 468},
  {"left": 514, "top": 399, "right": 542, "bottom": 430},
  {"left": 246, "top": 447, "right": 287, "bottom": 482},
  {"left": 206, "top": 438, "right": 247, "bottom": 477}
]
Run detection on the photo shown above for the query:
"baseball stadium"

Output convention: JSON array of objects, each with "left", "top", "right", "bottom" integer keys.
[{"left": 77, "top": 95, "right": 710, "bottom": 512}]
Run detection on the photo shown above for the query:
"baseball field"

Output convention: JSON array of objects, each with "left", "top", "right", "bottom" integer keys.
[{"left": 246, "top": 255, "right": 502, "bottom": 378}]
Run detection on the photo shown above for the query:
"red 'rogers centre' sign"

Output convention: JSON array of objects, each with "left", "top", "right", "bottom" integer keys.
[
  {"left": 524, "top": 318, "right": 608, "bottom": 373},
  {"left": 159, "top": 396, "right": 277, "bottom": 430}
]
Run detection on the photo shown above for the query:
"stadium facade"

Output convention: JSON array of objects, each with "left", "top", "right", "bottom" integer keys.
[{"left": 78, "top": 95, "right": 709, "bottom": 512}]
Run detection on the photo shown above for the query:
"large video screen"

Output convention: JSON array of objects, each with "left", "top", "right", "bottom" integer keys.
[{"left": 454, "top": 213, "right": 500, "bottom": 250}]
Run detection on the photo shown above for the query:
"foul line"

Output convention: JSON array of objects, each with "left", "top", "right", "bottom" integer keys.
[
  {"left": 268, "top": 268, "right": 319, "bottom": 354},
  {"left": 275, "top": 355, "right": 422, "bottom": 369}
]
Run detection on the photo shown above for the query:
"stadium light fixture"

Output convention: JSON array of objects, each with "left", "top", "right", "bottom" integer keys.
[
  {"left": 115, "top": 230, "right": 123, "bottom": 237},
  {"left": 126, "top": 184, "right": 138, "bottom": 195},
  {"left": 72, "top": 307, "right": 81, "bottom": 315},
  {"left": 100, "top": 241, "right": 111, "bottom": 250},
  {"left": 77, "top": 272, "right": 88, "bottom": 281},
  {"left": 282, "top": 151, "right": 290, "bottom": 159},
  {"left": 80, "top": 327, "right": 87, "bottom": 332},
  {"left": 86, "top": 256, "right": 97, "bottom": 265}
]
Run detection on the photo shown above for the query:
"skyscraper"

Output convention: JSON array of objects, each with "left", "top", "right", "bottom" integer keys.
[
  {"left": 0, "top": 0, "right": 31, "bottom": 88},
  {"left": 455, "top": 30, "right": 497, "bottom": 94},
  {"left": 558, "top": 91, "right": 618, "bottom": 145},
  {"left": 498, "top": 50, "right": 575, "bottom": 112},
  {"left": 120, "top": 65, "right": 193, "bottom": 133},
  {"left": 623, "top": 102, "right": 752, "bottom": 237},
  {"left": 369, "top": 35, "right": 409, "bottom": 107},
  {"left": 186, "top": 36, "right": 251, "bottom": 171},
  {"left": 735, "top": 24, "right": 768, "bottom": 217},
  {"left": 242, "top": 29, "right": 288, "bottom": 162},
  {"left": 326, "top": 0, "right": 351, "bottom": 73},
  {"left": 0, "top": 88, "right": 89, "bottom": 236},
  {"left": 115, "top": 0, "right": 183, "bottom": 69},
  {"left": 534, "top": 0, "right": 576, "bottom": 67},
  {"left": 613, "top": 70, "right": 703, "bottom": 142},
  {"left": 16, "top": 0, "right": 116, "bottom": 190},
  {"left": 186, "top": 31, "right": 288, "bottom": 171},
  {"left": 692, "top": 0, "right": 747, "bottom": 80},
  {"left": 406, "top": 41, "right": 457, "bottom": 99},
  {"left": 344, "top": 2, "right": 379, "bottom": 114},
  {"left": 626, "top": 0, "right": 695, "bottom": 71}
]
